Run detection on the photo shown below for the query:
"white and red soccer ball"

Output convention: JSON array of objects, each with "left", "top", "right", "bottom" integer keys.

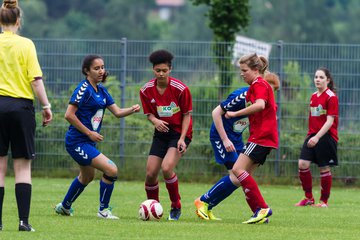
[{"left": 138, "top": 199, "right": 163, "bottom": 221}]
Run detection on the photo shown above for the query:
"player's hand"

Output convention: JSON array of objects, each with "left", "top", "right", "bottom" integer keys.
[
  {"left": 307, "top": 136, "right": 319, "bottom": 148},
  {"left": 177, "top": 139, "right": 187, "bottom": 154},
  {"left": 223, "top": 138, "right": 236, "bottom": 152},
  {"left": 154, "top": 119, "right": 169, "bottom": 132},
  {"left": 88, "top": 131, "right": 104, "bottom": 142},
  {"left": 131, "top": 104, "right": 141, "bottom": 113},
  {"left": 225, "top": 111, "right": 235, "bottom": 119},
  {"left": 42, "top": 108, "right": 53, "bottom": 127}
]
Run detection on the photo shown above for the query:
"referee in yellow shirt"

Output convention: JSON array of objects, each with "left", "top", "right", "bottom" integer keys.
[{"left": 0, "top": 0, "right": 52, "bottom": 232}]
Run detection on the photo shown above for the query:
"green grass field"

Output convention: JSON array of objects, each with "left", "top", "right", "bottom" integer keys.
[{"left": 1, "top": 177, "right": 359, "bottom": 240}]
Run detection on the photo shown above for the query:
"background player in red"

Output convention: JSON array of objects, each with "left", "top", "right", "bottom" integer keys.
[
  {"left": 295, "top": 67, "right": 338, "bottom": 208},
  {"left": 225, "top": 53, "right": 278, "bottom": 224},
  {"left": 139, "top": 49, "right": 193, "bottom": 221}
]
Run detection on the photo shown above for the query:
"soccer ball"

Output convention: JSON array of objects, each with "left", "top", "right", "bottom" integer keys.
[{"left": 138, "top": 199, "right": 163, "bottom": 221}]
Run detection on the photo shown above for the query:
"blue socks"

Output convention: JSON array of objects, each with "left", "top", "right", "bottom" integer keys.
[
  {"left": 62, "top": 177, "right": 86, "bottom": 209},
  {"left": 99, "top": 179, "right": 114, "bottom": 210},
  {"left": 200, "top": 175, "right": 238, "bottom": 210}
]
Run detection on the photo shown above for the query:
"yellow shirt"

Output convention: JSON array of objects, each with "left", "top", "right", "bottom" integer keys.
[{"left": 0, "top": 31, "right": 42, "bottom": 100}]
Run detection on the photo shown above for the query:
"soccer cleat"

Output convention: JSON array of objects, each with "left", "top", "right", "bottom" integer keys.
[
  {"left": 242, "top": 207, "right": 272, "bottom": 224},
  {"left": 97, "top": 208, "right": 119, "bottom": 219},
  {"left": 208, "top": 210, "right": 222, "bottom": 221},
  {"left": 55, "top": 203, "right": 74, "bottom": 216},
  {"left": 295, "top": 197, "right": 315, "bottom": 206},
  {"left": 313, "top": 201, "right": 328, "bottom": 208},
  {"left": 254, "top": 217, "right": 269, "bottom": 224},
  {"left": 18, "top": 221, "right": 35, "bottom": 232},
  {"left": 167, "top": 208, "right": 181, "bottom": 221},
  {"left": 194, "top": 197, "right": 209, "bottom": 220}
]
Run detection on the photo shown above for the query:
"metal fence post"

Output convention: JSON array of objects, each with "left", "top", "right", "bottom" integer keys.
[
  {"left": 119, "top": 37, "right": 127, "bottom": 168},
  {"left": 275, "top": 40, "right": 284, "bottom": 177}
]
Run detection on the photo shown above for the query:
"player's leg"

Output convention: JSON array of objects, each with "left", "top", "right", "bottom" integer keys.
[
  {"left": 162, "top": 147, "right": 182, "bottom": 220},
  {"left": 232, "top": 144, "right": 272, "bottom": 224},
  {"left": 145, "top": 155, "right": 162, "bottom": 201},
  {"left": 13, "top": 158, "right": 35, "bottom": 231},
  {"left": 91, "top": 153, "right": 119, "bottom": 219},
  {"left": 0, "top": 156, "right": 7, "bottom": 230},
  {"left": 295, "top": 136, "right": 316, "bottom": 206}
]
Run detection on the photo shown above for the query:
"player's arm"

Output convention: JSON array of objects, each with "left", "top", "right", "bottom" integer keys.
[
  {"left": 64, "top": 104, "right": 103, "bottom": 142},
  {"left": 147, "top": 113, "right": 169, "bottom": 132},
  {"left": 213, "top": 105, "right": 235, "bottom": 152},
  {"left": 226, "top": 99, "right": 265, "bottom": 118},
  {"left": 307, "top": 115, "right": 335, "bottom": 148},
  {"left": 31, "top": 78, "right": 52, "bottom": 126},
  {"left": 178, "top": 112, "right": 191, "bottom": 154},
  {"left": 107, "top": 103, "right": 140, "bottom": 118}
]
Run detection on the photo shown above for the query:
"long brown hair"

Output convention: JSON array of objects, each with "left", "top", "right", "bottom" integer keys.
[{"left": 317, "top": 67, "right": 336, "bottom": 93}]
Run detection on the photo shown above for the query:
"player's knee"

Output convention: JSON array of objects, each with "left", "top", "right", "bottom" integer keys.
[{"left": 103, "top": 173, "right": 117, "bottom": 183}]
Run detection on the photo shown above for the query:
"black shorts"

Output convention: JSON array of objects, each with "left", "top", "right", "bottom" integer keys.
[
  {"left": 149, "top": 129, "right": 191, "bottom": 158},
  {"left": 0, "top": 96, "right": 36, "bottom": 159},
  {"left": 300, "top": 133, "right": 338, "bottom": 167},
  {"left": 241, "top": 142, "right": 272, "bottom": 165}
]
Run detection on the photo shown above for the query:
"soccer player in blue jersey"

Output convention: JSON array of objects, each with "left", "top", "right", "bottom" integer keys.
[
  {"left": 54, "top": 55, "right": 140, "bottom": 219},
  {"left": 195, "top": 69, "right": 280, "bottom": 222},
  {"left": 194, "top": 86, "right": 249, "bottom": 220}
]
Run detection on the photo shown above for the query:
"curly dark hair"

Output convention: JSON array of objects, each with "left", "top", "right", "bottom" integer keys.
[{"left": 149, "top": 49, "right": 174, "bottom": 67}]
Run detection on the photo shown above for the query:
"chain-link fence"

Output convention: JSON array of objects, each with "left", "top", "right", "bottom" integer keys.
[{"left": 27, "top": 38, "right": 360, "bottom": 184}]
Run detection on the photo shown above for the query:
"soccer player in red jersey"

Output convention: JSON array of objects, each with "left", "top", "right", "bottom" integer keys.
[
  {"left": 225, "top": 53, "right": 278, "bottom": 224},
  {"left": 295, "top": 67, "right": 338, "bottom": 208},
  {"left": 139, "top": 49, "right": 193, "bottom": 220}
]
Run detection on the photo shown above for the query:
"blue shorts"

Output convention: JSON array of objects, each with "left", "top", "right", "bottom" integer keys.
[
  {"left": 210, "top": 139, "right": 241, "bottom": 170},
  {"left": 66, "top": 142, "right": 100, "bottom": 166}
]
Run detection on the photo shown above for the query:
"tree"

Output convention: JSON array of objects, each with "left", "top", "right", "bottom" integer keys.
[{"left": 190, "top": 0, "right": 250, "bottom": 98}]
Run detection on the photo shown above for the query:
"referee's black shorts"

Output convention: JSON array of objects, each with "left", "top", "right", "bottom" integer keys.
[{"left": 0, "top": 96, "right": 36, "bottom": 159}]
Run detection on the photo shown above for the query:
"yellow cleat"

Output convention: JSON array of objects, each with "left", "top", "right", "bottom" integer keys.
[
  {"left": 194, "top": 197, "right": 209, "bottom": 220},
  {"left": 208, "top": 210, "right": 221, "bottom": 221},
  {"left": 242, "top": 208, "right": 272, "bottom": 224}
]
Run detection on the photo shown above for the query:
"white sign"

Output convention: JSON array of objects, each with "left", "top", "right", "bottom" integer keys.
[{"left": 233, "top": 35, "right": 272, "bottom": 66}]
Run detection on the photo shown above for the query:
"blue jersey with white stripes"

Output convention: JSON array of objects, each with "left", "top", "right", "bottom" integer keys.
[
  {"left": 209, "top": 87, "right": 249, "bottom": 150},
  {"left": 65, "top": 79, "right": 115, "bottom": 146}
]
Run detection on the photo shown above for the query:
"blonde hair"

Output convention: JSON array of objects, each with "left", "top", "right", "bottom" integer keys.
[
  {"left": 264, "top": 71, "right": 280, "bottom": 91},
  {"left": 239, "top": 53, "right": 269, "bottom": 74},
  {"left": 0, "top": 0, "right": 21, "bottom": 26}
]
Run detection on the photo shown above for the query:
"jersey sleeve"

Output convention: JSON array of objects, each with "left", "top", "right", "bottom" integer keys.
[
  {"left": 27, "top": 39, "right": 42, "bottom": 82},
  {"left": 139, "top": 88, "right": 154, "bottom": 115},
  {"left": 252, "top": 81, "right": 269, "bottom": 103},
  {"left": 69, "top": 81, "right": 90, "bottom": 107},
  {"left": 220, "top": 88, "right": 247, "bottom": 112},
  {"left": 327, "top": 95, "right": 339, "bottom": 116},
  {"left": 102, "top": 86, "right": 115, "bottom": 106},
  {"left": 179, "top": 87, "right": 193, "bottom": 114}
]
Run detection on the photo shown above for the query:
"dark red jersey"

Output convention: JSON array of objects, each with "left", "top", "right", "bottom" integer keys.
[
  {"left": 140, "top": 77, "right": 193, "bottom": 139},
  {"left": 308, "top": 88, "right": 338, "bottom": 142},
  {"left": 246, "top": 77, "right": 278, "bottom": 148}
]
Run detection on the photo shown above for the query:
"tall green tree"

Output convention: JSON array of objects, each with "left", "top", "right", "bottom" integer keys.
[{"left": 190, "top": 0, "right": 250, "bottom": 98}]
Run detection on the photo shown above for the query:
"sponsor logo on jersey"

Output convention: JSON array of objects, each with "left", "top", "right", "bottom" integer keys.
[
  {"left": 91, "top": 109, "right": 103, "bottom": 130},
  {"left": 310, "top": 104, "right": 327, "bottom": 116},
  {"left": 156, "top": 102, "right": 180, "bottom": 117}
]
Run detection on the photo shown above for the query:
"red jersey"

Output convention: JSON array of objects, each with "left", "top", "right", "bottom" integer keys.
[
  {"left": 139, "top": 77, "right": 193, "bottom": 139},
  {"left": 308, "top": 88, "right": 338, "bottom": 142},
  {"left": 246, "top": 77, "right": 278, "bottom": 148}
]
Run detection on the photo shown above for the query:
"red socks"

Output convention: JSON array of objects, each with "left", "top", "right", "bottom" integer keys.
[
  {"left": 299, "top": 168, "right": 313, "bottom": 199},
  {"left": 145, "top": 182, "right": 159, "bottom": 202},
  {"left": 320, "top": 171, "right": 332, "bottom": 203},
  {"left": 237, "top": 171, "right": 267, "bottom": 211},
  {"left": 165, "top": 174, "right": 181, "bottom": 209}
]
